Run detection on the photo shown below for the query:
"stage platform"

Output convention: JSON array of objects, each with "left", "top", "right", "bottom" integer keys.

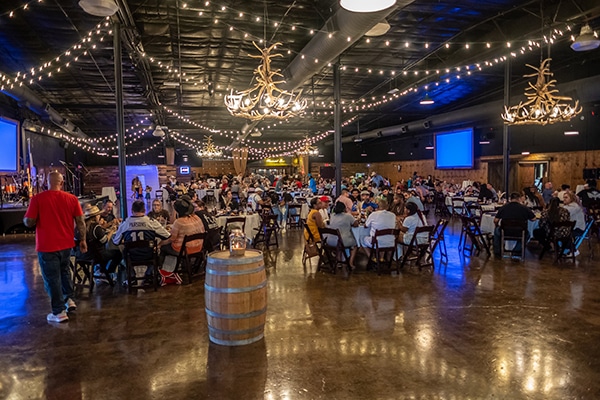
[{"left": 0, "top": 195, "right": 108, "bottom": 235}]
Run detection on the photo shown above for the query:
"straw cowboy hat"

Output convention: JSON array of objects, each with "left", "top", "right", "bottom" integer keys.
[{"left": 83, "top": 204, "right": 102, "bottom": 219}]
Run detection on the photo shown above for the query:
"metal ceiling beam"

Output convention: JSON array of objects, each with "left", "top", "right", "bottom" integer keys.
[{"left": 114, "top": 0, "right": 164, "bottom": 125}]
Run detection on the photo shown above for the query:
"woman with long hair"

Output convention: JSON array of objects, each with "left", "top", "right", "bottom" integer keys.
[
  {"left": 323, "top": 201, "right": 359, "bottom": 268},
  {"left": 533, "top": 197, "right": 570, "bottom": 250},
  {"left": 398, "top": 202, "right": 428, "bottom": 245}
]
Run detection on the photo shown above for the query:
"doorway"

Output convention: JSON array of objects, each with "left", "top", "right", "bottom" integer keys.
[{"left": 518, "top": 161, "right": 549, "bottom": 191}]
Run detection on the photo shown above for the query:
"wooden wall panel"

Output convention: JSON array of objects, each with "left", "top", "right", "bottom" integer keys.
[
  {"left": 312, "top": 149, "right": 600, "bottom": 188},
  {"left": 312, "top": 159, "right": 487, "bottom": 185}
]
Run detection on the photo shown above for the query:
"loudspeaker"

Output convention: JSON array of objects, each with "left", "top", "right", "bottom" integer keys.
[
  {"left": 583, "top": 168, "right": 599, "bottom": 180},
  {"left": 320, "top": 166, "right": 335, "bottom": 179},
  {"left": 59, "top": 140, "right": 69, "bottom": 149}
]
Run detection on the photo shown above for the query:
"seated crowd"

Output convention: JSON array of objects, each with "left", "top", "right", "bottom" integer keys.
[{"left": 78, "top": 170, "right": 599, "bottom": 287}]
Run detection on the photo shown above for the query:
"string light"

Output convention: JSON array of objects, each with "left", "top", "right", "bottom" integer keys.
[{"left": 2, "top": 18, "right": 112, "bottom": 88}]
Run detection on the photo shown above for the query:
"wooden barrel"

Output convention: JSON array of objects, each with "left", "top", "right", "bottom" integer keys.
[{"left": 205, "top": 250, "right": 267, "bottom": 346}]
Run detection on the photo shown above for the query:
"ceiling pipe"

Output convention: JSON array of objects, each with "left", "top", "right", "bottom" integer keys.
[
  {"left": 230, "top": 1, "right": 413, "bottom": 149},
  {"left": 1, "top": 82, "right": 91, "bottom": 140},
  {"left": 326, "top": 73, "right": 600, "bottom": 145},
  {"left": 280, "top": 3, "right": 410, "bottom": 90}
]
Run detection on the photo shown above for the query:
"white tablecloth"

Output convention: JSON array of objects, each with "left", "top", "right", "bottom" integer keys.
[
  {"left": 480, "top": 213, "right": 538, "bottom": 238},
  {"left": 300, "top": 204, "right": 309, "bottom": 219},
  {"left": 352, "top": 226, "right": 403, "bottom": 258},
  {"left": 216, "top": 214, "right": 261, "bottom": 240}
]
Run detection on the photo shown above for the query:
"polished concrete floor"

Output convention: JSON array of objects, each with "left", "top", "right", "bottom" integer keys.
[{"left": 1, "top": 219, "right": 600, "bottom": 400}]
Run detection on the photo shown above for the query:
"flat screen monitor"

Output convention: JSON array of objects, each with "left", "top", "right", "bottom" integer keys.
[
  {"left": 179, "top": 165, "right": 190, "bottom": 175},
  {"left": 434, "top": 128, "right": 474, "bottom": 169},
  {"left": 0, "top": 117, "right": 19, "bottom": 172}
]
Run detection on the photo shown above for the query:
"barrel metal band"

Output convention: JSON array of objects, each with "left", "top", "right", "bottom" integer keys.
[
  {"left": 205, "top": 307, "right": 267, "bottom": 319},
  {"left": 209, "top": 333, "right": 264, "bottom": 346},
  {"left": 204, "top": 280, "right": 267, "bottom": 293},
  {"left": 208, "top": 324, "right": 264, "bottom": 336},
  {"left": 206, "top": 266, "right": 265, "bottom": 276}
]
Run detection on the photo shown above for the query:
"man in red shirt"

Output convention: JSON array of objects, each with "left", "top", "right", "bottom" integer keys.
[{"left": 24, "top": 171, "right": 87, "bottom": 323}]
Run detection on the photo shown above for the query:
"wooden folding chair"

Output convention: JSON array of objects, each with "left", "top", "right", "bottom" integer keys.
[
  {"left": 123, "top": 240, "right": 159, "bottom": 294},
  {"left": 428, "top": 218, "right": 449, "bottom": 263},
  {"left": 302, "top": 224, "right": 323, "bottom": 268},
  {"left": 287, "top": 204, "right": 303, "bottom": 229},
  {"left": 173, "top": 232, "right": 206, "bottom": 284},
  {"left": 253, "top": 214, "right": 279, "bottom": 250},
  {"left": 399, "top": 225, "right": 435, "bottom": 271},
  {"left": 459, "top": 215, "right": 491, "bottom": 256},
  {"left": 366, "top": 228, "right": 399, "bottom": 275},
  {"left": 318, "top": 227, "right": 351, "bottom": 275},
  {"left": 499, "top": 219, "right": 528, "bottom": 260}
]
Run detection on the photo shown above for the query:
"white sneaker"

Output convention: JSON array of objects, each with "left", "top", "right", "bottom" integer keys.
[
  {"left": 47, "top": 310, "right": 69, "bottom": 323},
  {"left": 65, "top": 298, "right": 77, "bottom": 312}
]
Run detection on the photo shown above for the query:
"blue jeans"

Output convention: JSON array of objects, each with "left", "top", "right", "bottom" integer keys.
[
  {"left": 38, "top": 249, "right": 74, "bottom": 315},
  {"left": 273, "top": 204, "right": 288, "bottom": 225}
]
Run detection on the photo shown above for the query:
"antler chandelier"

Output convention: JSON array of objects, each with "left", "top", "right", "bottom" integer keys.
[
  {"left": 501, "top": 58, "right": 582, "bottom": 126},
  {"left": 297, "top": 136, "right": 318, "bottom": 156},
  {"left": 224, "top": 42, "right": 307, "bottom": 121},
  {"left": 197, "top": 135, "right": 223, "bottom": 158}
]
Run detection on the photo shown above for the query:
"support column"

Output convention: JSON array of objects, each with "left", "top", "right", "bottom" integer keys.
[
  {"left": 502, "top": 57, "right": 511, "bottom": 197},
  {"left": 333, "top": 63, "right": 342, "bottom": 196},
  {"left": 114, "top": 21, "right": 127, "bottom": 219}
]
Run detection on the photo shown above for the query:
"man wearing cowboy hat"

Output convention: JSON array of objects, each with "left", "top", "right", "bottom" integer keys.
[
  {"left": 24, "top": 171, "right": 86, "bottom": 323},
  {"left": 75, "top": 204, "right": 122, "bottom": 280}
]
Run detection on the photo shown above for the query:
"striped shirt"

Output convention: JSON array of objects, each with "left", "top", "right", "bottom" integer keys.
[{"left": 170, "top": 214, "right": 205, "bottom": 254}]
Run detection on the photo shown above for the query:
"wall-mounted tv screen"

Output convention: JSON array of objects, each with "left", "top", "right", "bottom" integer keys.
[
  {"left": 434, "top": 128, "right": 474, "bottom": 169},
  {"left": 0, "top": 117, "right": 19, "bottom": 172},
  {"left": 179, "top": 165, "right": 190, "bottom": 175}
]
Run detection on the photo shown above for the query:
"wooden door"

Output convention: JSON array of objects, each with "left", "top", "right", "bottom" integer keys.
[{"left": 518, "top": 163, "right": 535, "bottom": 190}]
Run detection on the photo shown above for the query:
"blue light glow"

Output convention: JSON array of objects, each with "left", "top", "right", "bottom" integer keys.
[
  {"left": 435, "top": 128, "right": 474, "bottom": 169},
  {"left": 0, "top": 117, "right": 19, "bottom": 172}
]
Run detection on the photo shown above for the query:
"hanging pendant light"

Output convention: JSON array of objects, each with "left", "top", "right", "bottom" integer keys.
[
  {"left": 78, "top": 0, "right": 119, "bottom": 16},
  {"left": 571, "top": 24, "right": 600, "bottom": 52},
  {"left": 340, "top": 0, "right": 396, "bottom": 13},
  {"left": 419, "top": 93, "right": 434, "bottom": 105}
]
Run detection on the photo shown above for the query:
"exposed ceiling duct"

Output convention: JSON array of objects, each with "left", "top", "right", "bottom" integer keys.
[
  {"left": 1, "top": 81, "right": 91, "bottom": 140},
  {"left": 230, "top": 1, "right": 412, "bottom": 149},
  {"left": 280, "top": 3, "right": 410, "bottom": 91},
  {"left": 328, "top": 74, "right": 600, "bottom": 145}
]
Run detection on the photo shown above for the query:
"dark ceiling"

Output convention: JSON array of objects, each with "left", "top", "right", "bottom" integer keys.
[{"left": 0, "top": 0, "right": 599, "bottom": 159}]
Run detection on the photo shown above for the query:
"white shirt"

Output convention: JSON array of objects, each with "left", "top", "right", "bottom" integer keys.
[
  {"left": 364, "top": 210, "right": 396, "bottom": 248},
  {"left": 563, "top": 202, "right": 586, "bottom": 231},
  {"left": 249, "top": 193, "right": 263, "bottom": 211},
  {"left": 401, "top": 213, "right": 428, "bottom": 244}
]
